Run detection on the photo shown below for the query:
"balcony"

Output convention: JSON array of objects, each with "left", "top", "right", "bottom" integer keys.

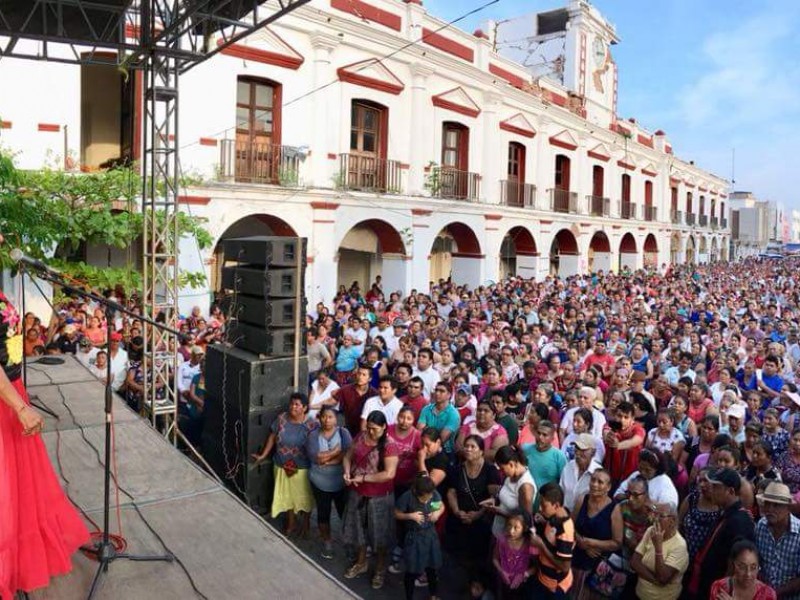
[
  {"left": 699, "top": 215, "right": 708, "bottom": 227},
  {"left": 644, "top": 205, "right": 657, "bottom": 222},
  {"left": 338, "top": 154, "right": 402, "bottom": 193},
  {"left": 686, "top": 213, "right": 696, "bottom": 226},
  {"left": 722, "top": 218, "right": 728, "bottom": 229},
  {"left": 430, "top": 166, "right": 480, "bottom": 201},
  {"left": 619, "top": 201, "right": 637, "bottom": 220},
  {"left": 500, "top": 180, "right": 536, "bottom": 208},
  {"left": 711, "top": 217, "right": 719, "bottom": 230},
  {"left": 671, "top": 210, "right": 683, "bottom": 225},
  {"left": 218, "top": 139, "right": 301, "bottom": 186},
  {"left": 586, "top": 195, "right": 610, "bottom": 217},
  {"left": 549, "top": 188, "right": 579, "bottom": 213}
]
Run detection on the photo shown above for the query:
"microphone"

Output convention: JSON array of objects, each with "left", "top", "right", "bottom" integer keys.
[{"left": 10, "top": 248, "right": 63, "bottom": 278}]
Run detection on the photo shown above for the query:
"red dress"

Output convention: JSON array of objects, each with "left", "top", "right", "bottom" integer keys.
[{"left": 0, "top": 291, "right": 90, "bottom": 599}]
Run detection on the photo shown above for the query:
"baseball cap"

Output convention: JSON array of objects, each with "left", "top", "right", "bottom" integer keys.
[
  {"left": 706, "top": 467, "right": 742, "bottom": 492},
  {"left": 726, "top": 403, "right": 746, "bottom": 421},
  {"left": 573, "top": 433, "right": 596, "bottom": 451},
  {"left": 392, "top": 318, "right": 407, "bottom": 328},
  {"left": 110, "top": 332, "right": 123, "bottom": 342},
  {"left": 190, "top": 345, "right": 205, "bottom": 355},
  {"left": 456, "top": 384, "right": 472, "bottom": 396}
]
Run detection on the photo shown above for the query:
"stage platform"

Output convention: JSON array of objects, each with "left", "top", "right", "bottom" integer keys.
[{"left": 24, "top": 356, "right": 359, "bottom": 600}]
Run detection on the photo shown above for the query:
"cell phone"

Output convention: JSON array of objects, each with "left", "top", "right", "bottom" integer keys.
[{"left": 608, "top": 420, "right": 623, "bottom": 432}]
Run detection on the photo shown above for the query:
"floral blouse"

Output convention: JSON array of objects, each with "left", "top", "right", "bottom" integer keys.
[{"left": 0, "top": 290, "right": 23, "bottom": 380}]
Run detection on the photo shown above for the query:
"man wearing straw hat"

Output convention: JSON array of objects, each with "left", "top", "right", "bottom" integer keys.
[{"left": 755, "top": 482, "right": 800, "bottom": 598}]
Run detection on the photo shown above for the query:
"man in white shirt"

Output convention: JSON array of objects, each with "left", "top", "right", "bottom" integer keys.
[
  {"left": 369, "top": 316, "right": 396, "bottom": 352},
  {"left": 560, "top": 386, "right": 607, "bottom": 440},
  {"left": 559, "top": 434, "right": 602, "bottom": 512},
  {"left": 76, "top": 337, "right": 99, "bottom": 368},
  {"left": 664, "top": 352, "right": 696, "bottom": 389},
  {"left": 177, "top": 346, "right": 204, "bottom": 403},
  {"left": 360, "top": 376, "right": 404, "bottom": 429},
  {"left": 108, "top": 333, "right": 129, "bottom": 393},
  {"left": 344, "top": 317, "right": 367, "bottom": 357},
  {"left": 413, "top": 348, "right": 440, "bottom": 399}
]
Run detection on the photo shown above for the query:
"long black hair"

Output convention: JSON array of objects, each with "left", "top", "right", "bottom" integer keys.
[{"left": 366, "top": 410, "right": 389, "bottom": 471}]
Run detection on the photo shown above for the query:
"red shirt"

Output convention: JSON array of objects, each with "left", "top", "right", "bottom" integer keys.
[
  {"left": 334, "top": 384, "right": 377, "bottom": 436},
  {"left": 603, "top": 423, "right": 645, "bottom": 487},
  {"left": 348, "top": 433, "right": 399, "bottom": 497},
  {"left": 399, "top": 394, "right": 428, "bottom": 423},
  {"left": 388, "top": 425, "right": 422, "bottom": 488},
  {"left": 584, "top": 352, "right": 616, "bottom": 381}
]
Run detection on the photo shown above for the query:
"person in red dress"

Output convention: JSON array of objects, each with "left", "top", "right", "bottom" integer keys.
[{"left": 0, "top": 281, "right": 90, "bottom": 598}]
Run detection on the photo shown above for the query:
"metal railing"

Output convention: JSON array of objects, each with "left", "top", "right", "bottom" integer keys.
[
  {"left": 699, "top": 215, "right": 708, "bottom": 227},
  {"left": 686, "top": 213, "right": 696, "bottom": 226},
  {"left": 549, "top": 188, "right": 578, "bottom": 213},
  {"left": 619, "top": 201, "right": 637, "bottom": 220},
  {"left": 671, "top": 210, "right": 683, "bottom": 225},
  {"left": 338, "top": 154, "right": 402, "bottom": 193},
  {"left": 586, "top": 195, "right": 610, "bottom": 217},
  {"left": 722, "top": 218, "right": 728, "bottom": 229},
  {"left": 219, "top": 139, "right": 301, "bottom": 186},
  {"left": 500, "top": 180, "right": 536, "bottom": 208},
  {"left": 431, "top": 166, "right": 480, "bottom": 201},
  {"left": 711, "top": 217, "right": 719, "bottom": 229},
  {"left": 644, "top": 205, "right": 657, "bottom": 222}
]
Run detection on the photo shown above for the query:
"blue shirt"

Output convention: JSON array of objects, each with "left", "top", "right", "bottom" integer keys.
[
  {"left": 755, "top": 515, "right": 800, "bottom": 599},
  {"left": 418, "top": 403, "right": 461, "bottom": 453}
]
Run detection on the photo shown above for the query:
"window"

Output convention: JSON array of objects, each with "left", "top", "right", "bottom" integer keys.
[
  {"left": 235, "top": 77, "right": 282, "bottom": 182},
  {"left": 442, "top": 122, "right": 469, "bottom": 170},
  {"left": 592, "top": 165, "right": 604, "bottom": 197},
  {"left": 621, "top": 174, "right": 631, "bottom": 202},
  {"left": 507, "top": 142, "right": 526, "bottom": 182},
  {"left": 644, "top": 181, "right": 653, "bottom": 206},
  {"left": 686, "top": 192, "right": 693, "bottom": 214},
  {"left": 346, "top": 100, "right": 388, "bottom": 190},
  {"left": 555, "top": 154, "right": 571, "bottom": 190},
  {"left": 711, "top": 198, "right": 716, "bottom": 218},
  {"left": 699, "top": 195, "right": 706, "bottom": 215},
  {"left": 671, "top": 187, "right": 678, "bottom": 212},
  {"left": 350, "top": 101, "right": 385, "bottom": 157}
]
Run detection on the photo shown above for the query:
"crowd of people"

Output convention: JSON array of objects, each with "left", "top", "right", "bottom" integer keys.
[
  {"left": 252, "top": 258, "right": 800, "bottom": 600},
  {"left": 23, "top": 257, "right": 800, "bottom": 599}
]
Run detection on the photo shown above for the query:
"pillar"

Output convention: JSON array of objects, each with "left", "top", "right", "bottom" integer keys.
[
  {"left": 482, "top": 92, "right": 503, "bottom": 204},
  {"left": 408, "top": 63, "right": 434, "bottom": 196},
  {"left": 308, "top": 32, "right": 340, "bottom": 189}
]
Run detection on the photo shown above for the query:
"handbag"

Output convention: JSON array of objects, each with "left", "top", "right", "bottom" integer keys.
[{"left": 586, "top": 553, "right": 627, "bottom": 599}]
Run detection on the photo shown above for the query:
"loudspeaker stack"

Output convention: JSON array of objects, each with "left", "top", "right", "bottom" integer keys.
[{"left": 201, "top": 236, "right": 308, "bottom": 515}]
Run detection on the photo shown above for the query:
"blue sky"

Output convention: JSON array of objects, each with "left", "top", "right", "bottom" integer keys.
[{"left": 426, "top": 0, "right": 800, "bottom": 210}]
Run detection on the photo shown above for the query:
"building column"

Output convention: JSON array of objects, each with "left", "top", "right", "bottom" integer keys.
[
  {"left": 309, "top": 204, "right": 339, "bottom": 303},
  {"left": 308, "top": 32, "right": 340, "bottom": 189},
  {"left": 481, "top": 92, "right": 502, "bottom": 204},
  {"left": 408, "top": 64, "right": 434, "bottom": 196},
  {"left": 533, "top": 115, "right": 551, "bottom": 210}
]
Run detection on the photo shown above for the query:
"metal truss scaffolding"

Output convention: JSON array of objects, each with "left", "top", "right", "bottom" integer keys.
[{"left": 0, "top": 0, "right": 310, "bottom": 440}]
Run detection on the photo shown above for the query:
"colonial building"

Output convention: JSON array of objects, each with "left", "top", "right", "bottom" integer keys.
[{"left": 0, "top": 0, "right": 730, "bottom": 312}]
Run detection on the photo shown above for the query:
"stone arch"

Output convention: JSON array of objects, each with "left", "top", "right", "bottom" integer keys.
[
  {"left": 670, "top": 232, "right": 683, "bottom": 265},
  {"left": 549, "top": 228, "right": 580, "bottom": 277},
  {"left": 337, "top": 219, "right": 408, "bottom": 294},
  {"left": 500, "top": 226, "right": 538, "bottom": 279},
  {"left": 619, "top": 232, "right": 638, "bottom": 272},
  {"left": 210, "top": 213, "right": 298, "bottom": 293},
  {"left": 710, "top": 237, "right": 719, "bottom": 263},
  {"left": 644, "top": 233, "right": 659, "bottom": 268},
  {"left": 430, "top": 222, "right": 482, "bottom": 286},
  {"left": 588, "top": 230, "right": 611, "bottom": 273},
  {"left": 686, "top": 235, "right": 696, "bottom": 264}
]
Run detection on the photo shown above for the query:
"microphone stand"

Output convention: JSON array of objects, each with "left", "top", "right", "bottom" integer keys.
[{"left": 19, "top": 264, "right": 177, "bottom": 599}]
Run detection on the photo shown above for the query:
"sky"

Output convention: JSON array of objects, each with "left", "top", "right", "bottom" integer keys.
[{"left": 426, "top": 0, "right": 800, "bottom": 210}]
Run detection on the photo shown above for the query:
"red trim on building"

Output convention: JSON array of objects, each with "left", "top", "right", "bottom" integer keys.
[
  {"left": 500, "top": 122, "right": 535, "bottom": 138},
  {"left": 641, "top": 169, "right": 658, "bottom": 177},
  {"left": 199, "top": 137, "right": 218, "bottom": 147},
  {"left": 489, "top": 63, "right": 526, "bottom": 88},
  {"left": 617, "top": 160, "right": 636, "bottom": 171},
  {"left": 412, "top": 209, "right": 432, "bottom": 216},
  {"left": 313, "top": 219, "right": 335, "bottom": 224},
  {"left": 412, "top": 224, "right": 430, "bottom": 228},
  {"left": 669, "top": 177, "right": 682, "bottom": 186},
  {"left": 331, "top": 0, "right": 402, "bottom": 31},
  {"left": 0, "top": 121, "right": 11, "bottom": 129},
  {"left": 540, "top": 220, "right": 553, "bottom": 225},
  {"left": 612, "top": 225, "right": 621, "bottom": 229},
  {"left": 327, "top": 153, "right": 338, "bottom": 160},
  {"left": 685, "top": 183, "right": 696, "bottom": 189},
  {"left": 38, "top": 123, "right": 60, "bottom": 132},
  {"left": 710, "top": 191, "right": 718, "bottom": 196},
  {"left": 544, "top": 90, "right": 568, "bottom": 107},
  {"left": 637, "top": 134, "right": 653, "bottom": 148},
  {"left": 486, "top": 227, "right": 498, "bottom": 231},
  {"left": 665, "top": 145, "right": 673, "bottom": 154},
  {"left": 451, "top": 252, "right": 484, "bottom": 258},
  {"left": 306, "top": 256, "right": 315, "bottom": 264},
  {"left": 422, "top": 28, "right": 474, "bottom": 62},
  {"left": 484, "top": 214, "right": 502, "bottom": 221},
  {"left": 218, "top": 42, "right": 304, "bottom": 70},
  {"left": 310, "top": 201, "right": 340, "bottom": 210},
  {"left": 178, "top": 195, "right": 211, "bottom": 205},
  {"left": 432, "top": 97, "right": 480, "bottom": 118},
  {"left": 473, "top": 29, "right": 489, "bottom": 40},
  {"left": 698, "top": 186, "right": 708, "bottom": 192},
  {"left": 549, "top": 137, "right": 577, "bottom": 151},
  {"left": 399, "top": 163, "right": 410, "bottom": 170},
  {"left": 580, "top": 223, "right": 592, "bottom": 227},
  {"left": 337, "top": 64, "right": 404, "bottom": 95},
  {"left": 587, "top": 150, "right": 610, "bottom": 162}
]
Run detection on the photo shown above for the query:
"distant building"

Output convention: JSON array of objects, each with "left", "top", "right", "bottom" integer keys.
[{"left": 729, "top": 192, "right": 770, "bottom": 257}]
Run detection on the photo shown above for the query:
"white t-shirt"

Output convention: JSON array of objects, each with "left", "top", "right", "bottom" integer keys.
[
  {"left": 413, "top": 366, "right": 441, "bottom": 399},
  {"left": 560, "top": 407, "right": 607, "bottom": 439},
  {"left": 360, "top": 396, "right": 404, "bottom": 425},
  {"left": 493, "top": 469, "right": 536, "bottom": 535},
  {"left": 109, "top": 348, "right": 129, "bottom": 392},
  {"left": 308, "top": 379, "right": 340, "bottom": 419},
  {"left": 646, "top": 428, "right": 685, "bottom": 454}
]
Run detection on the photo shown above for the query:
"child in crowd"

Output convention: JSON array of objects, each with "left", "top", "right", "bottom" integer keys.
[{"left": 493, "top": 511, "right": 537, "bottom": 599}]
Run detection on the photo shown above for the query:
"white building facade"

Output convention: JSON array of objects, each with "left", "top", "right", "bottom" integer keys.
[{"left": 0, "top": 0, "right": 730, "bottom": 313}]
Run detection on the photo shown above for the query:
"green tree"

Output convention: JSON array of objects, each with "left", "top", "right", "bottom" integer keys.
[{"left": 0, "top": 150, "right": 212, "bottom": 294}]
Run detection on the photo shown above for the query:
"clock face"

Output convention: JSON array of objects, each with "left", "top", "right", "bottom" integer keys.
[{"left": 592, "top": 37, "right": 606, "bottom": 68}]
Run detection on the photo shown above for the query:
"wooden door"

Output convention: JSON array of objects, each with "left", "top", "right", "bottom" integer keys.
[{"left": 236, "top": 78, "right": 278, "bottom": 182}]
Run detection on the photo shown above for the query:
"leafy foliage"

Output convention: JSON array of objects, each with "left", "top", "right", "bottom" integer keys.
[{"left": 0, "top": 150, "right": 211, "bottom": 294}]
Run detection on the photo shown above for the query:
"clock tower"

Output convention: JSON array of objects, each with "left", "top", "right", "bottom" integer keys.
[{"left": 561, "top": 0, "right": 619, "bottom": 128}]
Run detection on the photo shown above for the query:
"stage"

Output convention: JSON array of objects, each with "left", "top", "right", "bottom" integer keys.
[{"left": 24, "top": 356, "right": 359, "bottom": 600}]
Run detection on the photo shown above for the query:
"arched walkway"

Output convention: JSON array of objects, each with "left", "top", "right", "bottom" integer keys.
[
  {"left": 721, "top": 241, "right": 729, "bottom": 262},
  {"left": 430, "top": 222, "right": 482, "bottom": 286},
  {"left": 549, "top": 229, "right": 579, "bottom": 277},
  {"left": 699, "top": 237, "right": 708, "bottom": 263},
  {"left": 644, "top": 234, "right": 658, "bottom": 268},
  {"left": 686, "top": 235, "right": 696, "bottom": 264},
  {"left": 587, "top": 231, "right": 611, "bottom": 273},
  {"left": 619, "top": 232, "right": 637, "bottom": 272},
  {"left": 710, "top": 238, "right": 719, "bottom": 263},
  {"left": 500, "top": 226, "right": 537, "bottom": 279},
  {"left": 211, "top": 213, "right": 299, "bottom": 293},
  {"left": 337, "top": 219, "right": 408, "bottom": 294}
]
